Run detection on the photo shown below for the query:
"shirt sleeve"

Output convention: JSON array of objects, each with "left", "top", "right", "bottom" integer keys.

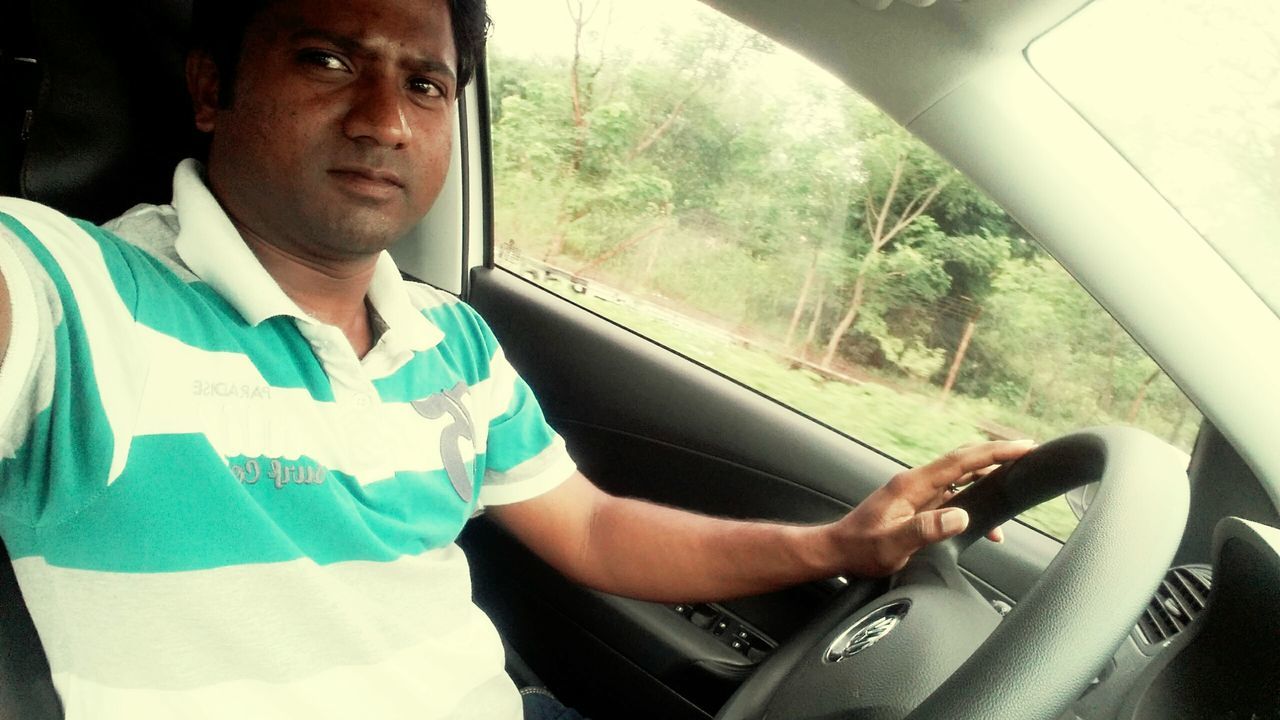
[
  {"left": 453, "top": 305, "right": 576, "bottom": 509},
  {"left": 0, "top": 212, "right": 58, "bottom": 461},
  {"left": 0, "top": 200, "right": 142, "bottom": 533}
]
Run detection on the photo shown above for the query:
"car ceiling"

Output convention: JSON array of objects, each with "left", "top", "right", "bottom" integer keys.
[{"left": 701, "top": 0, "right": 1093, "bottom": 126}]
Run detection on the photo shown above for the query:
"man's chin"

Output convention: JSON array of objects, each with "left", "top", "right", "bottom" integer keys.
[{"left": 308, "top": 210, "right": 418, "bottom": 259}]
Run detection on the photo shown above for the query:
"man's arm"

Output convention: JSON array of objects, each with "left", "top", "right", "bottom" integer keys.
[
  {"left": 0, "top": 262, "right": 10, "bottom": 374},
  {"left": 487, "top": 440, "right": 1033, "bottom": 603}
]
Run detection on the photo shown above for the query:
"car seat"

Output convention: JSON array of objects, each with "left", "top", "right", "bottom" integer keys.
[
  {"left": 2, "top": 0, "right": 196, "bottom": 221},
  {"left": 1, "top": 0, "right": 196, "bottom": 716}
]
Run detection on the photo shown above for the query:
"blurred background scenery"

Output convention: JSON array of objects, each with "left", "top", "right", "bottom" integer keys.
[{"left": 486, "top": 0, "right": 1200, "bottom": 540}]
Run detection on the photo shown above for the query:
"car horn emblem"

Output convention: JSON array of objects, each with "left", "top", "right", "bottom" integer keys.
[{"left": 823, "top": 601, "right": 911, "bottom": 663}]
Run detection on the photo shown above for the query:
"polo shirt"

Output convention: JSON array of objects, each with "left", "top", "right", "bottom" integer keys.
[{"left": 0, "top": 159, "right": 577, "bottom": 719}]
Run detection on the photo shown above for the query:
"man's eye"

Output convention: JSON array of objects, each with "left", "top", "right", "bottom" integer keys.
[
  {"left": 408, "top": 78, "right": 445, "bottom": 98},
  {"left": 299, "top": 50, "right": 349, "bottom": 72}
]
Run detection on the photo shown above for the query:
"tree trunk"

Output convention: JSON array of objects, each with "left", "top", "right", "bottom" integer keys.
[
  {"left": 1126, "top": 368, "right": 1162, "bottom": 423},
  {"left": 544, "top": 201, "right": 586, "bottom": 260},
  {"left": 545, "top": 230, "right": 567, "bottom": 261},
  {"left": 801, "top": 282, "right": 827, "bottom": 361},
  {"left": 1019, "top": 383, "right": 1036, "bottom": 414},
  {"left": 817, "top": 156, "right": 946, "bottom": 371},
  {"left": 574, "top": 222, "right": 665, "bottom": 276},
  {"left": 629, "top": 99, "right": 687, "bottom": 159},
  {"left": 820, "top": 259, "right": 871, "bottom": 369},
  {"left": 785, "top": 246, "right": 820, "bottom": 350},
  {"left": 641, "top": 232, "right": 663, "bottom": 286},
  {"left": 1100, "top": 324, "right": 1119, "bottom": 413},
  {"left": 565, "top": 0, "right": 604, "bottom": 172},
  {"left": 939, "top": 309, "right": 981, "bottom": 401},
  {"left": 546, "top": 0, "right": 602, "bottom": 262},
  {"left": 627, "top": 36, "right": 753, "bottom": 160}
]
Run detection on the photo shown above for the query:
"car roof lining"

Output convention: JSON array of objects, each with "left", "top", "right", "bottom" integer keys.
[{"left": 701, "top": 0, "right": 1092, "bottom": 126}]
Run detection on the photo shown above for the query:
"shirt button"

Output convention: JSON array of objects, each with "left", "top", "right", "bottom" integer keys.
[{"left": 355, "top": 394, "right": 372, "bottom": 407}]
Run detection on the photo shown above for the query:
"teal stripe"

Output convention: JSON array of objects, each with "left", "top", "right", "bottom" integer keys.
[
  {"left": 371, "top": 352, "right": 471, "bottom": 405},
  {"left": 372, "top": 303, "right": 496, "bottom": 402},
  {"left": 0, "top": 214, "right": 117, "bottom": 530},
  {"left": 15, "top": 435, "right": 482, "bottom": 572},
  {"left": 372, "top": 301, "right": 557, "bottom": 473},
  {"left": 72, "top": 220, "right": 139, "bottom": 307},
  {"left": 74, "top": 223, "right": 334, "bottom": 402},
  {"left": 486, "top": 376, "right": 558, "bottom": 473}
]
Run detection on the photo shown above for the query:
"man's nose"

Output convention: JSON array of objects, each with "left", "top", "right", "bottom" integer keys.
[{"left": 342, "top": 73, "right": 411, "bottom": 148}]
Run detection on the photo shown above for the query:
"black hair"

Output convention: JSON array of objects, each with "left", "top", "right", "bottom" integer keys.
[
  {"left": 190, "top": 0, "right": 490, "bottom": 106},
  {"left": 448, "top": 0, "right": 490, "bottom": 94}
]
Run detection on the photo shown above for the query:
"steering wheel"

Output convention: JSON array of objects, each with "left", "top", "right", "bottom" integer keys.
[{"left": 715, "top": 426, "right": 1190, "bottom": 720}]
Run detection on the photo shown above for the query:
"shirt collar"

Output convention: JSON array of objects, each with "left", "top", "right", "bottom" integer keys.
[
  {"left": 170, "top": 159, "right": 443, "bottom": 352},
  {"left": 366, "top": 248, "right": 444, "bottom": 353}
]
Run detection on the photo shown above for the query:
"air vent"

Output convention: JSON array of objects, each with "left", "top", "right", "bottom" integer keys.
[{"left": 1136, "top": 564, "right": 1212, "bottom": 648}]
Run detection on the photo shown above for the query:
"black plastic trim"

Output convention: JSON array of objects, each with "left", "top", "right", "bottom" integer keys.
[
  {"left": 473, "top": 60, "right": 496, "bottom": 277},
  {"left": 456, "top": 88, "right": 472, "bottom": 298}
]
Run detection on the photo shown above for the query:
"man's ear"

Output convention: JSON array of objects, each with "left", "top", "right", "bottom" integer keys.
[{"left": 186, "top": 50, "right": 223, "bottom": 133}]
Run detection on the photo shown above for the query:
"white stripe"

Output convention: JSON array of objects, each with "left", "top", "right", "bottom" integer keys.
[
  {"left": 485, "top": 346, "right": 519, "bottom": 422},
  {"left": 53, "top": 654, "right": 520, "bottom": 720},
  {"left": 478, "top": 442, "right": 576, "bottom": 508},
  {"left": 14, "top": 549, "right": 513, "bottom": 697},
  {"left": 132, "top": 326, "right": 500, "bottom": 484},
  {"left": 0, "top": 225, "right": 58, "bottom": 457},
  {"left": 403, "top": 282, "right": 462, "bottom": 312},
  {"left": 0, "top": 200, "right": 147, "bottom": 482}
]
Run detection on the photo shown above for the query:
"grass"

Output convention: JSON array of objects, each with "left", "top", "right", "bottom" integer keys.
[{"left": 538, "top": 280, "right": 1080, "bottom": 541}]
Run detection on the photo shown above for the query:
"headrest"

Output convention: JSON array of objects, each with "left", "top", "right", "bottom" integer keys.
[{"left": 3, "top": 0, "right": 197, "bottom": 223}]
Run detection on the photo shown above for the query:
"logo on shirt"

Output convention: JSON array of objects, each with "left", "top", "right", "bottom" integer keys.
[
  {"left": 228, "top": 456, "right": 328, "bottom": 489},
  {"left": 192, "top": 380, "right": 272, "bottom": 400},
  {"left": 411, "top": 382, "right": 476, "bottom": 504}
]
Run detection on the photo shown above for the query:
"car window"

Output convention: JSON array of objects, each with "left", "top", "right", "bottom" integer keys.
[{"left": 484, "top": 0, "right": 1200, "bottom": 541}]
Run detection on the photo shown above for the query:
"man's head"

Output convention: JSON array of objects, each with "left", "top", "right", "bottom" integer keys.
[
  {"left": 191, "top": 0, "right": 490, "bottom": 106},
  {"left": 185, "top": 0, "right": 488, "bottom": 263}
]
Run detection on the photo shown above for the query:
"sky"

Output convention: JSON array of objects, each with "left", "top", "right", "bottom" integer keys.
[{"left": 486, "top": 0, "right": 855, "bottom": 137}]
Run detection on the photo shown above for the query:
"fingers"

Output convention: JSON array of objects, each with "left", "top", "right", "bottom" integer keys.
[
  {"left": 923, "top": 480, "right": 962, "bottom": 511},
  {"left": 887, "top": 507, "right": 970, "bottom": 560},
  {"left": 921, "top": 439, "right": 1037, "bottom": 488},
  {"left": 891, "top": 439, "right": 1036, "bottom": 506}
]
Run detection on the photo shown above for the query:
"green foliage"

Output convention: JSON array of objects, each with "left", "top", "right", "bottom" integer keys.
[{"left": 489, "top": 0, "right": 1201, "bottom": 540}]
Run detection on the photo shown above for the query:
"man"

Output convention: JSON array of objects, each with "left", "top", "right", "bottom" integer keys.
[{"left": 0, "top": 0, "right": 1031, "bottom": 717}]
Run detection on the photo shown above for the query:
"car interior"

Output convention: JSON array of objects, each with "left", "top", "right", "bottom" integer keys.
[{"left": 1, "top": 0, "right": 1278, "bottom": 719}]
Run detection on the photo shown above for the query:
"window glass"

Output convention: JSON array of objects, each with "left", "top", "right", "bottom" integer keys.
[{"left": 486, "top": 0, "right": 1199, "bottom": 541}]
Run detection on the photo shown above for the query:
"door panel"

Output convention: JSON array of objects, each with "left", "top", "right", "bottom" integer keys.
[
  {"left": 462, "top": 267, "right": 1058, "bottom": 717},
  {"left": 469, "top": 268, "right": 902, "bottom": 510}
]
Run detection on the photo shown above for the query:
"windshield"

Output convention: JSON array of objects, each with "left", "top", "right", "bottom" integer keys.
[{"left": 1030, "top": 0, "right": 1280, "bottom": 316}]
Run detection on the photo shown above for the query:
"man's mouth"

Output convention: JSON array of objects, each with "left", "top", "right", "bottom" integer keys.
[
  {"left": 328, "top": 167, "right": 406, "bottom": 199},
  {"left": 332, "top": 167, "right": 404, "bottom": 186},
  {"left": 330, "top": 163, "right": 404, "bottom": 188}
]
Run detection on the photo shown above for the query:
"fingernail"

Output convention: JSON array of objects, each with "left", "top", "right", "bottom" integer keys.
[{"left": 941, "top": 508, "right": 968, "bottom": 534}]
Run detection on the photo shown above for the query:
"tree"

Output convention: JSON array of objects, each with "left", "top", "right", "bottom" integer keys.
[{"left": 819, "top": 131, "right": 951, "bottom": 369}]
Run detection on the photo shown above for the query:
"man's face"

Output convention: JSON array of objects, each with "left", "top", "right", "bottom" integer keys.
[{"left": 193, "top": 0, "right": 458, "bottom": 261}]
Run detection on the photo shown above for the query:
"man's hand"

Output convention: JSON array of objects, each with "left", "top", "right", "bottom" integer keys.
[{"left": 817, "top": 439, "right": 1036, "bottom": 578}]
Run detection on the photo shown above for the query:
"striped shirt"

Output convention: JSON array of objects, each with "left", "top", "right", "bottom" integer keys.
[{"left": 0, "top": 159, "right": 576, "bottom": 719}]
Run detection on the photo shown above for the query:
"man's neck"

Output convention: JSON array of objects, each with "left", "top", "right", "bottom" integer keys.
[{"left": 235, "top": 224, "right": 380, "bottom": 358}]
